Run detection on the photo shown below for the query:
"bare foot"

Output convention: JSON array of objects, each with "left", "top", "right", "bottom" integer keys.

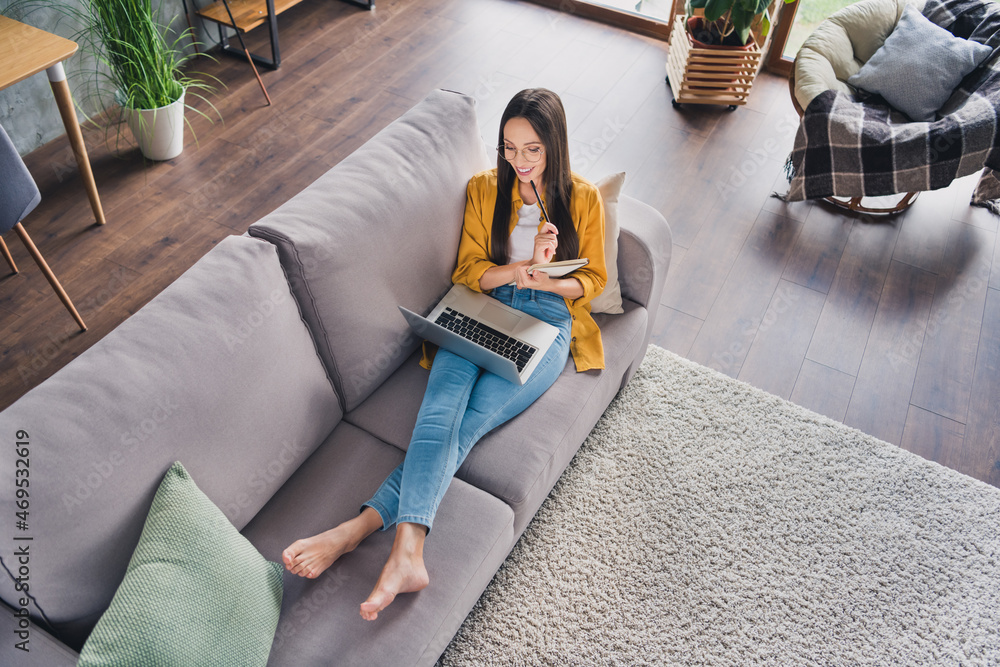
[
  {"left": 360, "top": 522, "right": 429, "bottom": 621},
  {"left": 283, "top": 508, "right": 382, "bottom": 579}
]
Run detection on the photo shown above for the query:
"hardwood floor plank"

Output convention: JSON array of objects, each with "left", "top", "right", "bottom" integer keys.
[
  {"left": 312, "top": 89, "right": 414, "bottom": 165},
  {"left": 739, "top": 279, "right": 826, "bottom": 399},
  {"left": 844, "top": 260, "right": 937, "bottom": 446},
  {"left": 613, "top": 112, "right": 706, "bottom": 232},
  {"left": 147, "top": 134, "right": 255, "bottom": 200},
  {"left": 570, "top": 40, "right": 667, "bottom": 140},
  {"left": 900, "top": 404, "right": 966, "bottom": 473},
  {"left": 963, "top": 287, "right": 1000, "bottom": 487},
  {"left": 892, "top": 187, "right": 962, "bottom": 276},
  {"left": 0, "top": 255, "right": 51, "bottom": 315},
  {"left": 42, "top": 189, "right": 190, "bottom": 278},
  {"left": 687, "top": 210, "right": 802, "bottom": 377},
  {"left": 742, "top": 64, "right": 791, "bottom": 115},
  {"left": 648, "top": 304, "right": 702, "bottom": 358},
  {"left": 789, "top": 359, "right": 856, "bottom": 423},
  {"left": 805, "top": 217, "right": 901, "bottom": 376},
  {"left": 746, "top": 104, "right": 799, "bottom": 158},
  {"left": 781, "top": 202, "right": 853, "bottom": 294},
  {"left": 305, "top": 16, "right": 451, "bottom": 119},
  {"left": 383, "top": 10, "right": 502, "bottom": 104},
  {"left": 562, "top": 31, "right": 648, "bottom": 104},
  {"left": 661, "top": 89, "right": 729, "bottom": 138},
  {"left": 658, "top": 204, "right": 755, "bottom": 320},
  {"left": 658, "top": 148, "right": 786, "bottom": 319},
  {"left": 909, "top": 222, "right": 994, "bottom": 424},
  {"left": 514, "top": 16, "right": 605, "bottom": 87}
]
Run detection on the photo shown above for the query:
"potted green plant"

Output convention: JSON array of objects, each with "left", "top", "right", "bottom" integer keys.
[
  {"left": 685, "top": 0, "right": 775, "bottom": 48},
  {"left": 3, "top": 0, "right": 219, "bottom": 161},
  {"left": 93, "top": 0, "right": 217, "bottom": 160}
]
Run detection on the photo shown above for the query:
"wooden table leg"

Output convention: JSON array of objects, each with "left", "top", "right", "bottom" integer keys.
[{"left": 47, "top": 62, "right": 106, "bottom": 226}]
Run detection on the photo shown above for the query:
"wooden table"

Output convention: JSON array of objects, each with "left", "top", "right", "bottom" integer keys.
[{"left": 0, "top": 16, "right": 106, "bottom": 225}]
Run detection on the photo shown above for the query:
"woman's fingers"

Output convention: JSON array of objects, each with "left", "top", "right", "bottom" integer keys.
[
  {"left": 533, "top": 224, "right": 558, "bottom": 265},
  {"left": 515, "top": 264, "right": 548, "bottom": 290},
  {"left": 514, "top": 264, "right": 529, "bottom": 289}
]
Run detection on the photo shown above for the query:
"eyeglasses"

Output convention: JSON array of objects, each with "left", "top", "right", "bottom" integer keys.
[{"left": 497, "top": 145, "right": 544, "bottom": 163}]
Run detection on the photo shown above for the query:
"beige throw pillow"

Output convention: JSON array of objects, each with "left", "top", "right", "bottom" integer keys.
[{"left": 590, "top": 172, "right": 625, "bottom": 314}]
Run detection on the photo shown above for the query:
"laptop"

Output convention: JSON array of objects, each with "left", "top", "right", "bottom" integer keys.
[{"left": 399, "top": 284, "right": 560, "bottom": 385}]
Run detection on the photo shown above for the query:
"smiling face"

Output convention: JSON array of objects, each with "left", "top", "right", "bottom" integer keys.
[{"left": 502, "top": 116, "right": 547, "bottom": 193}]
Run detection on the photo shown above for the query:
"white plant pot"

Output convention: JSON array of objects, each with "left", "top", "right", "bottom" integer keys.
[{"left": 124, "top": 90, "right": 185, "bottom": 161}]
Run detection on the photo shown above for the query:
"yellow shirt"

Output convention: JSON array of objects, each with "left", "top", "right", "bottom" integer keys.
[{"left": 422, "top": 168, "right": 607, "bottom": 372}]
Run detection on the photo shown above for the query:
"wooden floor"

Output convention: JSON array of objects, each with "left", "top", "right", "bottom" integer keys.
[{"left": 2, "top": 0, "right": 998, "bottom": 488}]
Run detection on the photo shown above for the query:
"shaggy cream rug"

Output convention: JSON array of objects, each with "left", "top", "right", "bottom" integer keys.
[{"left": 438, "top": 345, "right": 1000, "bottom": 666}]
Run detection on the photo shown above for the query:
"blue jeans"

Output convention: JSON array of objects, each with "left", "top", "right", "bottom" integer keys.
[{"left": 364, "top": 286, "right": 573, "bottom": 531}]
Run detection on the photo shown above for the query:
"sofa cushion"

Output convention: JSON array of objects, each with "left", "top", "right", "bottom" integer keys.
[
  {"left": 239, "top": 422, "right": 515, "bottom": 667},
  {"left": 249, "top": 89, "right": 492, "bottom": 413},
  {"left": 0, "top": 235, "right": 341, "bottom": 649},
  {"left": 345, "top": 298, "right": 648, "bottom": 535},
  {"left": 847, "top": 4, "right": 993, "bottom": 120},
  {"left": 77, "top": 462, "right": 283, "bottom": 667},
  {"left": 589, "top": 172, "right": 625, "bottom": 315}
]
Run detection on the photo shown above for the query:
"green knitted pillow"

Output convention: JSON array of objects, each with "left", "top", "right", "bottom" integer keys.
[{"left": 78, "top": 462, "right": 283, "bottom": 667}]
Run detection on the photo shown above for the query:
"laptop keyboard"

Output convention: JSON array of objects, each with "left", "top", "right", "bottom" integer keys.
[{"left": 435, "top": 307, "right": 538, "bottom": 373}]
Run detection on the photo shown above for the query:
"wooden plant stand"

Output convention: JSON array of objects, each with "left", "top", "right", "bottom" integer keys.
[{"left": 665, "top": 14, "right": 763, "bottom": 110}]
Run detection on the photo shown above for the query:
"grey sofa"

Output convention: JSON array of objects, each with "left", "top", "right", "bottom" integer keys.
[{"left": 0, "top": 89, "right": 671, "bottom": 666}]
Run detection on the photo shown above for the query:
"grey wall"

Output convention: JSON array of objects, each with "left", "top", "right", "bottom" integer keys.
[{"left": 1, "top": 0, "right": 206, "bottom": 156}]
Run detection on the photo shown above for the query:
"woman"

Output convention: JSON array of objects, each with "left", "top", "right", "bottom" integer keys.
[{"left": 282, "top": 88, "right": 607, "bottom": 621}]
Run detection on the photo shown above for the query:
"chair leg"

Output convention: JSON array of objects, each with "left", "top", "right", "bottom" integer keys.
[
  {"left": 12, "top": 223, "right": 87, "bottom": 332},
  {"left": 0, "top": 237, "right": 17, "bottom": 274},
  {"left": 219, "top": 0, "right": 272, "bottom": 105},
  {"left": 823, "top": 192, "right": 919, "bottom": 215}
]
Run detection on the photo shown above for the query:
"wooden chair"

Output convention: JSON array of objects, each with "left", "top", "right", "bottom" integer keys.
[
  {"left": 0, "top": 124, "right": 87, "bottom": 332},
  {"left": 183, "top": 0, "right": 374, "bottom": 106}
]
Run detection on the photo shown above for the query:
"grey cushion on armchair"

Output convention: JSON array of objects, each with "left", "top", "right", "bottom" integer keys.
[{"left": 847, "top": 4, "right": 993, "bottom": 120}]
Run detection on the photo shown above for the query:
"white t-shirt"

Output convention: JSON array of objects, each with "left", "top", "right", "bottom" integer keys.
[{"left": 508, "top": 202, "right": 542, "bottom": 262}]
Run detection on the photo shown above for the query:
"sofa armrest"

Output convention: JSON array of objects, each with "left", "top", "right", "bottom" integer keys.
[
  {"left": 0, "top": 599, "right": 78, "bottom": 665},
  {"left": 615, "top": 195, "right": 672, "bottom": 385}
]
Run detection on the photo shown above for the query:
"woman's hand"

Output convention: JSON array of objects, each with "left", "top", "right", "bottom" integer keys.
[
  {"left": 513, "top": 265, "right": 585, "bottom": 299},
  {"left": 479, "top": 260, "right": 530, "bottom": 291},
  {"left": 514, "top": 263, "right": 552, "bottom": 291},
  {"left": 532, "top": 222, "right": 558, "bottom": 266}
]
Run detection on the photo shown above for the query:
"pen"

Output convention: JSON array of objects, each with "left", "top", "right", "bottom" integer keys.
[{"left": 530, "top": 180, "right": 551, "bottom": 224}]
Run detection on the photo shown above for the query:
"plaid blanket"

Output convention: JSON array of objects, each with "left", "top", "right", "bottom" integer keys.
[{"left": 782, "top": 0, "right": 1000, "bottom": 211}]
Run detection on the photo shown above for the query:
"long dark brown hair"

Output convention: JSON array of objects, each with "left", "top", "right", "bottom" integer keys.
[{"left": 490, "top": 88, "right": 579, "bottom": 266}]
